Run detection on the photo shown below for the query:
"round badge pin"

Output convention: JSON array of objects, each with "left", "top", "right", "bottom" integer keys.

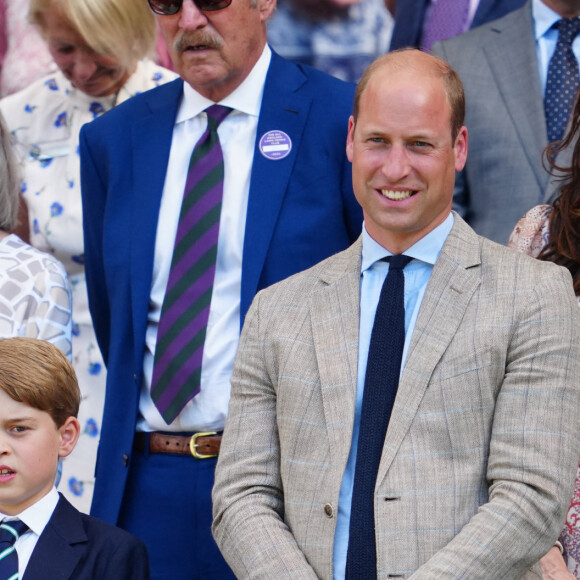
[{"left": 259, "top": 130, "right": 292, "bottom": 160}]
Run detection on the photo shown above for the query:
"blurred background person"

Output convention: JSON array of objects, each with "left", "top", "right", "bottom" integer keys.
[
  {"left": 0, "top": 0, "right": 177, "bottom": 513},
  {"left": 433, "top": 0, "right": 580, "bottom": 245},
  {"left": 267, "top": 0, "right": 394, "bottom": 82},
  {"left": 389, "top": 0, "right": 526, "bottom": 50},
  {"left": 509, "top": 93, "right": 580, "bottom": 580}
]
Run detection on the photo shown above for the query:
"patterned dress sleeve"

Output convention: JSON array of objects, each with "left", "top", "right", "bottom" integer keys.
[
  {"left": 23, "top": 253, "right": 73, "bottom": 359},
  {"left": 507, "top": 204, "right": 552, "bottom": 257}
]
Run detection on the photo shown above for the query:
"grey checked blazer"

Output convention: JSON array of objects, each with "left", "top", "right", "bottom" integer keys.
[
  {"left": 213, "top": 215, "right": 580, "bottom": 579},
  {"left": 433, "top": 1, "right": 566, "bottom": 245}
]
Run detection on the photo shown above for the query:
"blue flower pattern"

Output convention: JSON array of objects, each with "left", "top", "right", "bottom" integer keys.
[
  {"left": 54, "top": 111, "right": 67, "bottom": 128},
  {"left": 50, "top": 202, "right": 63, "bottom": 217}
]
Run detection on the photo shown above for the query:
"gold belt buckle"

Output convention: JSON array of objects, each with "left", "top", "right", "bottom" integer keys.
[{"left": 189, "top": 432, "right": 218, "bottom": 459}]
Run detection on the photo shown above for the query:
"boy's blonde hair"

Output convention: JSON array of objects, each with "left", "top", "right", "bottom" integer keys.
[{"left": 0, "top": 338, "right": 80, "bottom": 427}]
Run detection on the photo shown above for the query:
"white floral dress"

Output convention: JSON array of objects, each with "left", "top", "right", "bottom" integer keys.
[{"left": 0, "top": 60, "right": 178, "bottom": 513}]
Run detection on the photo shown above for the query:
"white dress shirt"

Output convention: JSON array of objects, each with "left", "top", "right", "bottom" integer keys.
[
  {"left": 0, "top": 487, "right": 59, "bottom": 578},
  {"left": 138, "top": 46, "right": 272, "bottom": 433}
]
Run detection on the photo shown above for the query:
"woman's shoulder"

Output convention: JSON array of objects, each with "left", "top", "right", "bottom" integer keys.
[
  {"left": 507, "top": 204, "right": 552, "bottom": 258},
  {"left": 119, "top": 59, "right": 179, "bottom": 102}
]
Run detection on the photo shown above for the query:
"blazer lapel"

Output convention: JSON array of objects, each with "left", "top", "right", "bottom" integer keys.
[
  {"left": 377, "top": 217, "right": 482, "bottom": 482},
  {"left": 241, "top": 51, "right": 312, "bottom": 323},
  {"left": 130, "top": 79, "right": 183, "bottom": 363},
  {"left": 482, "top": 2, "right": 549, "bottom": 194},
  {"left": 23, "top": 495, "right": 86, "bottom": 580},
  {"left": 311, "top": 241, "right": 362, "bottom": 472}
]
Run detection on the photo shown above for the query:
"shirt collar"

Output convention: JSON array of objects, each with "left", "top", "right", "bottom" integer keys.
[
  {"left": 533, "top": 0, "right": 565, "bottom": 41},
  {"left": 0, "top": 487, "right": 59, "bottom": 537},
  {"left": 361, "top": 212, "right": 454, "bottom": 273},
  {"left": 177, "top": 44, "right": 272, "bottom": 123}
]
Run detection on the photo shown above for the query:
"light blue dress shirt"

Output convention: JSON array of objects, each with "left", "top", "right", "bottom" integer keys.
[
  {"left": 533, "top": 0, "right": 580, "bottom": 94},
  {"left": 332, "top": 214, "right": 454, "bottom": 579}
]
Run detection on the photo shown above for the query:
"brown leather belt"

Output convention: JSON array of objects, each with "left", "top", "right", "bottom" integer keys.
[{"left": 134, "top": 432, "right": 221, "bottom": 459}]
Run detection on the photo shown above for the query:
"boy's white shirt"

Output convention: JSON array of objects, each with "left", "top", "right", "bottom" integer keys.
[{"left": 0, "top": 487, "right": 59, "bottom": 576}]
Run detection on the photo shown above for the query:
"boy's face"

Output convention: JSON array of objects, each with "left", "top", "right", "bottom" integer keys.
[{"left": 0, "top": 390, "right": 79, "bottom": 515}]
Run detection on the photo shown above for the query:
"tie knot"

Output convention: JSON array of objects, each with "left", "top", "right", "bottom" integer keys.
[
  {"left": 556, "top": 17, "right": 580, "bottom": 43},
  {"left": 0, "top": 519, "right": 28, "bottom": 546},
  {"left": 205, "top": 105, "right": 232, "bottom": 131},
  {"left": 386, "top": 254, "right": 413, "bottom": 271}
]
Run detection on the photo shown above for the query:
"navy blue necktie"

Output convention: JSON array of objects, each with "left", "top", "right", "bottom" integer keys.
[
  {"left": 545, "top": 18, "right": 580, "bottom": 143},
  {"left": 0, "top": 519, "right": 28, "bottom": 580},
  {"left": 346, "top": 254, "right": 413, "bottom": 579}
]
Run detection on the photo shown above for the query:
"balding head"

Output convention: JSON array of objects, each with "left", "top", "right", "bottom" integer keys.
[{"left": 353, "top": 49, "right": 465, "bottom": 142}]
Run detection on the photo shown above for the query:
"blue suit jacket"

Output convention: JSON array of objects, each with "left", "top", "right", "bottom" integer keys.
[
  {"left": 389, "top": 0, "right": 526, "bottom": 50},
  {"left": 23, "top": 494, "right": 149, "bottom": 579},
  {"left": 80, "top": 50, "right": 362, "bottom": 524}
]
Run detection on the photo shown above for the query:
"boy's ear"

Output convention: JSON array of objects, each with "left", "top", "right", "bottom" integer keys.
[{"left": 58, "top": 417, "right": 81, "bottom": 458}]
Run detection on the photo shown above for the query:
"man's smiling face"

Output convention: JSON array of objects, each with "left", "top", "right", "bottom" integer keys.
[{"left": 346, "top": 56, "right": 467, "bottom": 254}]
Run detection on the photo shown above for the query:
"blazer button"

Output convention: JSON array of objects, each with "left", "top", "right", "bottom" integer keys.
[
  {"left": 122, "top": 453, "right": 129, "bottom": 467},
  {"left": 324, "top": 504, "right": 334, "bottom": 518}
]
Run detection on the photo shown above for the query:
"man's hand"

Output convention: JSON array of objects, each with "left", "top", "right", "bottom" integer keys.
[{"left": 539, "top": 546, "right": 575, "bottom": 579}]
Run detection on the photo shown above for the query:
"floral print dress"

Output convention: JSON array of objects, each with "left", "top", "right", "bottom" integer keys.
[
  {"left": 0, "top": 60, "right": 178, "bottom": 513},
  {"left": 509, "top": 204, "right": 580, "bottom": 577}
]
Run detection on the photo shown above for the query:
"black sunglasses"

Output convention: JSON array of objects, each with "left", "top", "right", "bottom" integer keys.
[{"left": 148, "top": 0, "right": 232, "bottom": 16}]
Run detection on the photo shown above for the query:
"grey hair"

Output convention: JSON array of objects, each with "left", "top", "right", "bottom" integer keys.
[{"left": 0, "top": 112, "right": 20, "bottom": 232}]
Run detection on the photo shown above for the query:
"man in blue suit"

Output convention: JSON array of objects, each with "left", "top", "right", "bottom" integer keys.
[
  {"left": 389, "top": 0, "right": 526, "bottom": 50},
  {"left": 80, "top": 0, "right": 362, "bottom": 578}
]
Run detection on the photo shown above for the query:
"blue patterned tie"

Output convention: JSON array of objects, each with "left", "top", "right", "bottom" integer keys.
[
  {"left": 0, "top": 520, "right": 28, "bottom": 580},
  {"left": 545, "top": 18, "right": 580, "bottom": 143},
  {"left": 152, "top": 104, "right": 232, "bottom": 424},
  {"left": 346, "top": 254, "right": 413, "bottom": 579}
]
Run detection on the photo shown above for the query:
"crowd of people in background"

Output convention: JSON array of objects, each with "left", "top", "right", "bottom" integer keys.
[{"left": 1, "top": 0, "right": 580, "bottom": 579}]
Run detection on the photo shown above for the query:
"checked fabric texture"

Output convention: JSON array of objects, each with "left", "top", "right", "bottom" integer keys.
[
  {"left": 0, "top": 519, "right": 28, "bottom": 580},
  {"left": 346, "top": 254, "right": 413, "bottom": 579},
  {"left": 545, "top": 18, "right": 580, "bottom": 144},
  {"left": 152, "top": 104, "right": 232, "bottom": 424},
  {"left": 421, "top": 0, "right": 471, "bottom": 51}
]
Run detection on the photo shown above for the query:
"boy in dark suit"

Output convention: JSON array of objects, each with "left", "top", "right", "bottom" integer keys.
[{"left": 0, "top": 337, "right": 149, "bottom": 579}]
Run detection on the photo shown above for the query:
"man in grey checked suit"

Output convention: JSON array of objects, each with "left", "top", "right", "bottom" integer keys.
[
  {"left": 212, "top": 50, "right": 580, "bottom": 579},
  {"left": 432, "top": 0, "right": 580, "bottom": 244}
]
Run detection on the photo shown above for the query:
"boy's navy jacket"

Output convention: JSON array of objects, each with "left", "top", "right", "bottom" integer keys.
[{"left": 22, "top": 493, "right": 149, "bottom": 579}]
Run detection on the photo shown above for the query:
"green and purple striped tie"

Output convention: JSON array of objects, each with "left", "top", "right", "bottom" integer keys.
[{"left": 152, "top": 104, "right": 232, "bottom": 424}]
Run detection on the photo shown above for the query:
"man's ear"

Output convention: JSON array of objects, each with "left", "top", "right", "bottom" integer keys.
[
  {"left": 58, "top": 416, "right": 81, "bottom": 458},
  {"left": 258, "top": 0, "right": 277, "bottom": 21},
  {"left": 346, "top": 115, "right": 355, "bottom": 163},
  {"left": 454, "top": 126, "right": 468, "bottom": 172}
]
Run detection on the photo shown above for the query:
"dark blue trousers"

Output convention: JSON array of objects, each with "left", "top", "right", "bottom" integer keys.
[{"left": 117, "top": 439, "right": 235, "bottom": 580}]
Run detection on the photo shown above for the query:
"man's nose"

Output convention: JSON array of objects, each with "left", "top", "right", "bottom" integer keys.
[
  {"left": 381, "top": 145, "right": 412, "bottom": 182},
  {"left": 179, "top": 0, "right": 209, "bottom": 28}
]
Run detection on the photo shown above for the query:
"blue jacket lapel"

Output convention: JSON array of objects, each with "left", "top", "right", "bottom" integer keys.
[
  {"left": 23, "top": 496, "right": 86, "bottom": 580},
  {"left": 241, "top": 51, "right": 311, "bottom": 323},
  {"left": 130, "top": 78, "right": 183, "bottom": 364}
]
